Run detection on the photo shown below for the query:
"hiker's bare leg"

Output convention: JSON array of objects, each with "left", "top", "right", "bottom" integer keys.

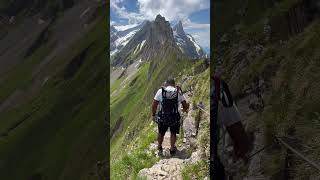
[
  {"left": 158, "top": 133, "right": 164, "bottom": 147},
  {"left": 170, "top": 132, "right": 176, "bottom": 149}
]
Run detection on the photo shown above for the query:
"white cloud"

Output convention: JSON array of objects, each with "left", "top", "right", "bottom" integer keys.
[
  {"left": 188, "top": 30, "right": 210, "bottom": 49},
  {"left": 111, "top": 0, "right": 210, "bottom": 24},
  {"left": 137, "top": 0, "right": 210, "bottom": 22},
  {"left": 183, "top": 19, "right": 210, "bottom": 30},
  {"left": 181, "top": 19, "right": 210, "bottom": 48},
  {"left": 110, "top": 0, "right": 210, "bottom": 48},
  {"left": 110, "top": 0, "right": 145, "bottom": 24}
]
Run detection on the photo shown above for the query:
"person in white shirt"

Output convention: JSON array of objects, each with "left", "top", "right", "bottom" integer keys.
[
  {"left": 211, "top": 73, "right": 251, "bottom": 179},
  {"left": 152, "top": 79, "right": 189, "bottom": 155}
]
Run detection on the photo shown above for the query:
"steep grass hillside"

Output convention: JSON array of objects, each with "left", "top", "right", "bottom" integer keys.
[
  {"left": 110, "top": 56, "right": 210, "bottom": 179},
  {"left": 0, "top": 6, "right": 107, "bottom": 180},
  {"left": 214, "top": 0, "right": 320, "bottom": 179}
]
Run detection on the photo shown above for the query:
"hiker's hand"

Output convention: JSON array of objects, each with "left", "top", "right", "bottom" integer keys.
[
  {"left": 152, "top": 114, "right": 158, "bottom": 124},
  {"left": 181, "top": 101, "right": 189, "bottom": 113},
  {"left": 181, "top": 108, "right": 188, "bottom": 113}
]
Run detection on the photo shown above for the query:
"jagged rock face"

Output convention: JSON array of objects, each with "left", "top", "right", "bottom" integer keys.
[
  {"left": 151, "top": 14, "right": 176, "bottom": 47},
  {"left": 110, "top": 25, "right": 118, "bottom": 52},
  {"left": 111, "top": 15, "right": 182, "bottom": 66},
  {"left": 140, "top": 15, "right": 180, "bottom": 61},
  {"left": 173, "top": 21, "right": 206, "bottom": 59},
  {"left": 110, "top": 15, "right": 206, "bottom": 65}
]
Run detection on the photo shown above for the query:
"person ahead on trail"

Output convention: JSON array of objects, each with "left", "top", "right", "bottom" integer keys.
[
  {"left": 151, "top": 78, "right": 189, "bottom": 155},
  {"left": 211, "top": 72, "right": 251, "bottom": 179}
]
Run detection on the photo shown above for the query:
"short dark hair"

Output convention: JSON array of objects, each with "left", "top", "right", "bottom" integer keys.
[{"left": 165, "top": 78, "right": 175, "bottom": 86}]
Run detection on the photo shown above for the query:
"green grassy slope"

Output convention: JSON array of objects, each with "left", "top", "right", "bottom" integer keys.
[
  {"left": 216, "top": 0, "right": 320, "bottom": 178},
  {"left": 0, "top": 10, "right": 107, "bottom": 180},
  {"left": 233, "top": 20, "right": 320, "bottom": 178},
  {"left": 110, "top": 53, "right": 209, "bottom": 179}
]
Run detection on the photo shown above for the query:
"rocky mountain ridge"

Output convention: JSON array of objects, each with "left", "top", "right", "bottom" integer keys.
[{"left": 110, "top": 15, "right": 207, "bottom": 67}]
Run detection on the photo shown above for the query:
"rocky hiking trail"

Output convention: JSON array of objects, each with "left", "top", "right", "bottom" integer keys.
[{"left": 138, "top": 91, "right": 208, "bottom": 180}]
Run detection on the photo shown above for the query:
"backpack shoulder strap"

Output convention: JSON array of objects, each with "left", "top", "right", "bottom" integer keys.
[
  {"left": 176, "top": 86, "right": 183, "bottom": 95},
  {"left": 175, "top": 86, "right": 180, "bottom": 101},
  {"left": 213, "top": 77, "right": 221, "bottom": 101},
  {"left": 161, "top": 87, "right": 166, "bottom": 99},
  {"left": 221, "top": 81, "right": 233, "bottom": 107}
]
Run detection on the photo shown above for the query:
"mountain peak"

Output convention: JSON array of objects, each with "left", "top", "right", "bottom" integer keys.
[
  {"left": 155, "top": 14, "right": 167, "bottom": 23},
  {"left": 173, "top": 20, "right": 185, "bottom": 35}
]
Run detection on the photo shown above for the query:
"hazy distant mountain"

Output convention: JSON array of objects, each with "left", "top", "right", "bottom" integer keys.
[{"left": 173, "top": 21, "right": 206, "bottom": 59}]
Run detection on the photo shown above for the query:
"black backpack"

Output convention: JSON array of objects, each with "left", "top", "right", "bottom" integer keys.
[{"left": 158, "top": 86, "right": 181, "bottom": 126}]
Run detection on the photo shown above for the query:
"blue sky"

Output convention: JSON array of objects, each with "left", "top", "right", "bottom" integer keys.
[{"left": 110, "top": 0, "right": 210, "bottom": 52}]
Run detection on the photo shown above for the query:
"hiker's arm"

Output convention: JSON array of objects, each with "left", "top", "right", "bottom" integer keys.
[
  {"left": 152, "top": 100, "right": 159, "bottom": 116},
  {"left": 226, "top": 121, "right": 250, "bottom": 159},
  {"left": 181, "top": 100, "right": 189, "bottom": 112}
]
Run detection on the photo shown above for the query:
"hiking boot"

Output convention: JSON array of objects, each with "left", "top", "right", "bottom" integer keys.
[{"left": 170, "top": 146, "right": 177, "bottom": 156}]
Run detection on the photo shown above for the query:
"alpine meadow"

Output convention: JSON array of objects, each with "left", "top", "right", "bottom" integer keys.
[{"left": 110, "top": 3, "right": 211, "bottom": 178}]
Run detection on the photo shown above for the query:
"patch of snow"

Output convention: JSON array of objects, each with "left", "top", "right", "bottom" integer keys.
[
  {"left": 175, "top": 36, "right": 185, "bottom": 46},
  {"left": 135, "top": 59, "right": 142, "bottom": 68},
  {"left": 110, "top": 49, "right": 118, "bottom": 56},
  {"left": 115, "top": 29, "right": 139, "bottom": 47},
  {"left": 133, "top": 40, "right": 146, "bottom": 54},
  {"left": 173, "top": 31, "right": 177, "bottom": 37},
  {"left": 140, "top": 40, "right": 146, "bottom": 50},
  {"left": 178, "top": 46, "right": 184, "bottom": 53},
  {"left": 187, "top": 34, "right": 201, "bottom": 54},
  {"left": 133, "top": 44, "right": 140, "bottom": 54}
]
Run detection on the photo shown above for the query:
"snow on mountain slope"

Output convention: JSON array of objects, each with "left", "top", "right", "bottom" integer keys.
[
  {"left": 187, "top": 34, "right": 201, "bottom": 53},
  {"left": 114, "top": 29, "right": 139, "bottom": 48},
  {"left": 172, "top": 21, "right": 206, "bottom": 59},
  {"left": 110, "top": 23, "right": 144, "bottom": 57},
  {"left": 110, "top": 19, "right": 206, "bottom": 60}
]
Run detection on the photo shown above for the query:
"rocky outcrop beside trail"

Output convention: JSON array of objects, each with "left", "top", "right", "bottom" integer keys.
[{"left": 139, "top": 158, "right": 185, "bottom": 180}]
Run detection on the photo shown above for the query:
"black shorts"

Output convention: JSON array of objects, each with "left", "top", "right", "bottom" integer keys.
[{"left": 158, "top": 123, "right": 180, "bottom": 135}]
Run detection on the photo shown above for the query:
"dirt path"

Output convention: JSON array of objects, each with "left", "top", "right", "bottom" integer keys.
[
  {"left": 221, "top": 95, "right": 271, "bottom": 179},
  {"left": 138, "top": 93, "right": 197, "bottom": 180}
]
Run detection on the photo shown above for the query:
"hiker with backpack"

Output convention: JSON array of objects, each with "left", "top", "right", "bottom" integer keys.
[
  {"left": 211, "top": 72, "right": 251, "bottom": 179},
  {"left": 151, "top": 78, "right": 189, "bottom": 155}
]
